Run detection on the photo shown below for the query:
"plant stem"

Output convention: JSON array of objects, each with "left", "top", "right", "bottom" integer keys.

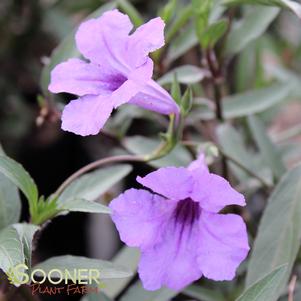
[
  {"left": 205, "top": 48, "right": 228, "bottom": 178},
  {"left": 55, "top": 155, "right": 145, "bottom": 196}
]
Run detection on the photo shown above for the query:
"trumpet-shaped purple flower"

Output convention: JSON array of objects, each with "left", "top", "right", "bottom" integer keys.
[
  {"left": 110, "top": 155, "right": 249, "bottom": 291},
  {"left": 48, "top": 9, "right": 179, "bottom": 136}
]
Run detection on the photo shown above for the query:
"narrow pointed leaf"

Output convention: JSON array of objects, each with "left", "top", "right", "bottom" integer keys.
[
  {"left": 225, "top": 6, "right": 279, "bottom": 55},
  {"left": 158, "top": 65, "right": 209, "bottom": 85},
  {"left": 248, "top": 115, "right": 286, "bottom": 180},
  {"left": 121, "top": 281, "right": 178, "bottom": 301},
  {"left": 58, "top": 165, "right": 132, "bottom": 204},
  {"left": 237, "top": 265, "right": 287, "bottom": 301},
  {"left": 246, "top": 164, "right": 301, "bottom": 299},
  {"left": 102, "top": 247, "right": 140, "bottom": 298},
  {"left": 34, "top": 255, "right": 133, "bottom": 279},
  {"left": 0, "top": 155, "right": 38, "bottom": 204}
]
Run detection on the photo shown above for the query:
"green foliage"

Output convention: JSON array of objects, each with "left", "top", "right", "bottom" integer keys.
[
  {"left": 237, "top": 265, "right": 287, "bottom": 301},
  {"left": 224, "top": 0, "right": 301, "bottom": 18},
  {"left": 102, "top": 247, "right": 140, "bottom": 298},
  {"left": 0, "top": 155, "right": 38, "bottom": 217},
  {"left": 57, "top": 165, "right": 132, "bottom": 203},
  {"left": 199, "top": 19, "right": 228, "bottom": 48},
  {"left": 217, "top": 124, "right": 273, "bottom": 188},
  {"left": 120, "top": 282, "right": 177, "bottom": 301},
  {"left": 0, "top": 224, "right": 38, "bottom": 286},
  {"left": 184, "top": 285, "right": 225, "bottom": 301},
  {"left": 246, "top": 164, "right": 301, "bottom": 298},
  {"left": 158, "top": 65, "right": 209, "bottom": 85},
  {"left": 159, "top": 0, "right": 177, "bottom": 23},
  {"left": 225, "top": 6, "right": 279, "bottom": 55},
  {"left": 124, "top": 136, "right": 192, "bottom": 168},
  {"left": 247, "top": 115, "right": 286, "bottom": 180},
  {"left": 117, "top": 0, "right": 143, "bottom": 27},
  {"left": 0, "top": 169, "right": 21, "bottom": 231},
  {"left": 33, "top": 255, "right": 133, "bottom": 280}
]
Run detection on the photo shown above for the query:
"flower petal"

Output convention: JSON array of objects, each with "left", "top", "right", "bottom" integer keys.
[
  {"left": 48, "top": 58, "right": 123, "bottom": 96},
  {"left": 127, "top": 17, "right": 165, "bottom": 67},
  {"left": 112, "top": 59, "right": 154, "bottom": 108},
  {"left": 138, "top": 219, "right": 202, "bottom": 291},
  {"left": 129, "top": 79, "right": 180, "bottom": 115},
  {"left": 191, "top": 171, "right": 246, "bottom": 212},
  {"left": 61, "top": 94, "right": 113, "bottom": 136},
  {"left": 75, "top": 9, "right": 133, "bottom": 75},
  {"left": 137, "top": 167, "right": 193, "bottom": 200},
  {"left": 198, "top": 212, "right": 249, "bottom": 281},
  {"left": 109, "top": 188, "right": 175, "bottom": 249},
  {"left": 188, "top": 153, "right": 209, "bottom": 173}
]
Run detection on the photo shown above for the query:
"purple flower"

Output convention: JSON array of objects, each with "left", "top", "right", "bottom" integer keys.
[
  {"left": 48, "top": 9, "right": 179, "bottom": 136},
  {"left": 109, "top": 155, "right": 249, "bottom": 291}
]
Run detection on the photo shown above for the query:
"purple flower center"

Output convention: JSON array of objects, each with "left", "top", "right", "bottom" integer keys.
[
  {"left": 174, "top": 198, "right": 200, "bottom": 226},
  {"left": 104, "top": 73, "right": 127, "bottom": 92}
]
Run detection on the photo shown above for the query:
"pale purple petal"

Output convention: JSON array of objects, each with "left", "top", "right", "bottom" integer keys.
[
  {"left": 188, "top": 153, "right": 209, "bottom": 173},
  {"left": 75, "top": 9, "right": 133, "bottom": 75},
  {"left": 61, "top": 95, "right": 113, "bottom": 136},
  {"left": 191, "top": 171, "right": 246, "bottom": 212},
  {"left": 127, "top": 17, "right": 165, "bottom": 67},
  {"left": 129, "top": 79, "right": 180, "bottom": 115},
  {"left": 198, "top": 212, "right": 249, "bottom": 281},
  {"left": 109, "top": 189, "right": 176, "bottom": 249},
  {"left": 138, "top": 220, "right": 202, "bottom": 291},
  {"left": 112, "top": 59, "right": 154, "bottom": 108},
  {"left": 48, "top": 58, "right": 123, "bottom": 96},
  {"left": 137, "top": 167, "right": 193, "bottom": 200}
]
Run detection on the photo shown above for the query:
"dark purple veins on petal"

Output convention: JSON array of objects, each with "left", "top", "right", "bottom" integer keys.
[{"left": 174, "top": 198, "right": 201, "bottom": 225}]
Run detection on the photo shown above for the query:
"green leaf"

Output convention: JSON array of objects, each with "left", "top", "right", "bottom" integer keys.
[
  {"left": 217, "top": 124, "right": 273, "bottom": 187},
  {"left": 0, "top": 225, "right": 25, "bottom": 284},
  {"left": 165, "top": 5, "right": 193, "bottom": 43},
  {"left": 171, "top": 74, "right": 181, "bottom": 104},
  {"left": 158, "top": 65, "right": 209, "bottom": 85},
  {"left": 166, "top": 1, "right": 225, "bottom": 63},
  {"left": 121, "top": 282, "right": 178, "bottom": 301},
  {"left": 184, "top": 285, "right": 225, "bottom": 301},
  {"left": 58, "top": 164, "right": 132, "bottom": 203},
  {"left": 236, "top": 265, "right": 287, "bottom": 301},
  {"left": 33, "top": 255, "right": 133, "bottom": 280},
  {"left": 102, "top": 247, "right": 140, "bottom": 298},
  {"left": 59, "top": 198, "right": 111, "bottom": 214},
  {"left": 117, "top": 0, "right": 143, "bottom": 27},
  {"left": 223, "top": 83, "right": 291, "bottom": 118},
  {"left": 197, "top": 83, "right": 291, "bottom": 120},
  {"left": 246, "top": 164, "right": 301, "bottom": 298},
  {"left": 0, "top": 155, "right": 38, "bottom": 206},
  {"left": 159, "top": 0, "right": 177, "bottom": 23},
  {"left": 81, "top": 292, "right": 112, "bottom": 301},
  {"left": 223, "top": 0, "right": 301, "bottom": 19},
  {"left": 123, "top": 136, "right": 192, "bottom": 168},
  {"left": 181, "top": 86, "right": 193, "bottom": 116},
  {"left": 0, "top": 171, "right": 21, "bottom": 230},
  {"left": 225, "top": 6, "right": 279, "bottom": 55},
  {"left": 0, "top": 224, "right": 39, "bottom": 286},
  {"left": 40, "top": 2, "right": 117, "bottom": 94},
  {"left": 166, "top": 22, "right": 198, "bottom": 64},
  {"left": 12, "top": 224, "right": 39, "bottom": 267},
  {"left": 199, "top": 19, "right": 228, "bottom": 48},
  {"left": 247, "top": 115, "right": 286, "bottom": 180}
]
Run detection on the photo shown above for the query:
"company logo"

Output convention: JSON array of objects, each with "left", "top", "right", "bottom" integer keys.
[{"left": 8, "top": 264, "right": 106, "bottom": 296}]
